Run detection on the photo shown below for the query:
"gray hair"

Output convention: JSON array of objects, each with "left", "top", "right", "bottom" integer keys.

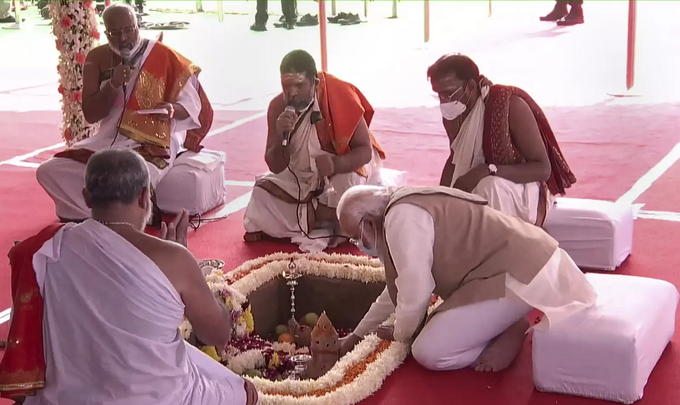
[
  {"left": 336, "top": 185, "right": 393, "bottom": 235},
  {"left": 102, "top": 2, "right": 138, "bottom": 27},
  {"left": 85, "top": 149, "right": 149, "bottom": 207}
]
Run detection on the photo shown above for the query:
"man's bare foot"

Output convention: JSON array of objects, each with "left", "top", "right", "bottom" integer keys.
[{"left": 472, "top": 318, "right": 529, "bottom": 372}]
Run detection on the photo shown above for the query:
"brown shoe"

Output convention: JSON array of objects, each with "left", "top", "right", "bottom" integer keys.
[
  {"left": 540, "top": 8, "right": 568, "bottom": 22},
  {"left": 556, "top": 10, "right": 584, "bottom": 26}
]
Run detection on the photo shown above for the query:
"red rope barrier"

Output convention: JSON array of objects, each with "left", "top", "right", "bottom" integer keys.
[{"left": 319, "top": 0, "right": 328, "bottom": 71}]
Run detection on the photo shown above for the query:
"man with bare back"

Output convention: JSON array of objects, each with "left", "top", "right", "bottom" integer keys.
[
  {"left": 1, "top": 149, "right": 257, "bottom": 405},
  {"left": 428, "top": 54, "right": 576, "bottom": 227},
  {"left": 36, "top": 2, "right": 213, "bottom": 223},
  {"left": 336, "top": 185, "right": 597, "bottom": 373}
]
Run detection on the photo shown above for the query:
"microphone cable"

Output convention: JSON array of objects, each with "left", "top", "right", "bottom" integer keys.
[{"left": 279, "top": 107, "right": 349, "bottom": 242}]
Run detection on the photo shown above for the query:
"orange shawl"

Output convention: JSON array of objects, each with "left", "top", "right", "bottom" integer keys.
[
  {"left": 0, "top": 224, "right": 66, "bottom": 399},
  {"left": 55, "top": 40, "right": 213, "bottom": 168},
  {"left": 314, "top": 72, "right": 385, "bottom": 170}
]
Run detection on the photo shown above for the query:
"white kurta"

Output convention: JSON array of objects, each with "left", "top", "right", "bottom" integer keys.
[
  {"left": 36, "top": 40, "right": 202, "bottom": 220},
  {"left": 353, "top": 203, "right": 597, "bottom": 369},
  {"left": 449, "top": 86, "right": 554, "bottom": 224},
  {"left": 243, "top": 100, "right": 381, "bottom": 252},
  {"left": 25, "top": 220, "right": 247, "bottom": 405}
]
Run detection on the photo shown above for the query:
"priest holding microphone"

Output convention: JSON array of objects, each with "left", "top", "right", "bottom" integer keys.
[
  {"left": 36, "top": 2, "right": 214, "bottom": 223},
  {"left": 242, "top": 49, "right": 386, "bottom": 252}
]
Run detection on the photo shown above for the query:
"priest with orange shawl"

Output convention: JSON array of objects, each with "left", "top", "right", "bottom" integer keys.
[
  {"left": 243, "top": 49, "right": 385, "bottom": 251},
  {"left": 36, "top": 3, "right": 213, "bottom": 223},
  {"left": 428, "top": 53, "right": 576, "bottom": 227}
]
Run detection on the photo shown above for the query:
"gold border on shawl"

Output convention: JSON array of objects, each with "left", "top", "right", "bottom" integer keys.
[
  {"left": 119, "top": 122, "right": 171, "bottom": 149},
  {"left": 0, "top": 381, "right": 44, "bottom": 391},
  {"left": 168, "top": 64, "right": 201, "bottom": 104}
]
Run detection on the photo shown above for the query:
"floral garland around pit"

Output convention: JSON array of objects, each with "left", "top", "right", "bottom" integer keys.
[
  {"left": 185, "top": 252, "right": 443, "bottom": 405},
  {"left": 50, "top": 0, "right": 101, "bottom": 146}
]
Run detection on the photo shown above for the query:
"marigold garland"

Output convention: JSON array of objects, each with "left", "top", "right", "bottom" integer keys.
[{"left": 50, "top": 0, "right": 101, "bottom": 146}]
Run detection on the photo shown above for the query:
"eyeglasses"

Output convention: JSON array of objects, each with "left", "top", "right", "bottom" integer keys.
[
  {"left": 436, "top": 86, "right": 465, "bottom": 103},
  {"left": 106, "top": 26, "right": 137, "bottom": 38}
]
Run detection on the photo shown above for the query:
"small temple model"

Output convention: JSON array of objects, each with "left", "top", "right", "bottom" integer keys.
[{"left": 305, "top": 312, "right": 340, "bottom": 379}]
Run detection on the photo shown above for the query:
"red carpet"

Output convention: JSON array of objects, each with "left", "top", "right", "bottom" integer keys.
[{"left": 1, "top": 102, "right": 680, "bottom": 405}]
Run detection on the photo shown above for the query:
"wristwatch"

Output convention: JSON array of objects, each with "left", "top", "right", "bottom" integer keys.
[{"left": 487, "top": 164, "right": 498, "bottom": 176}]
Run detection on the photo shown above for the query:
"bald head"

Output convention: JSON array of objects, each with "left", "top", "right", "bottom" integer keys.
[
  {"left": 103, "top": 3, "right": 140, "bottom": 54},
  {"left": 85, "top": 149, "right": 149, "bottom": 208},
  {"left": 336, "top": 185, "right": 392, "bottom": 239},
  {"left": 102, "top": 2, "right": 137, "bottom": 27}
]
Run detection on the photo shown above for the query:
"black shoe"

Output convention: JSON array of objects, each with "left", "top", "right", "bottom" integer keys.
[
  {"left": 556, "top": 9, "right": 584, "bottom": 26},
  {"left": 328, "top": 12, "right": 348, "bottom": 23},
  {"left": 539, "top": 8, "right": 568, "bottom": 22},
  {"left": 296, "top": 13, "right": 319, "bottom": 27},
  {"left": 250, "top": 22, "right": 267, "bottom": 32},
  {"left": 0, "top": 16, "right": 16, "bottom": 24},
  {"left": 338, "top": 13, "right": 361, "bottom": 25},
  {"left": 274, "top": 21, "right": 296, "bottom": 29}
]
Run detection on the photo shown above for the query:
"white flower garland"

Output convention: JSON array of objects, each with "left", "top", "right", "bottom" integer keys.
[
  {"left": 180, "top": 277, "right": 252, "bottom": 341},
  {"left": 189, "top": 252, "right": 439, "bottom": 405},
  {"left": 50, "top": 0, "right": 100, "bottom": 146}
]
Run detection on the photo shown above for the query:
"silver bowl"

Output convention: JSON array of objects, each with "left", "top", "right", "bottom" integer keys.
[{"left": 198, "top": 259, "right": 225, "bottom": 270}]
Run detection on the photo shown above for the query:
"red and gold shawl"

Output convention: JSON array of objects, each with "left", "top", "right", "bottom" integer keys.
[
  {"left": 483, "top": 84, "right": 577, "bottom": 196},
  {"left": 55, "top": 40, "right": 214, "bottom": 169},
  {"left": 0, "top": 224, "right": 66, "bottom": 399}
]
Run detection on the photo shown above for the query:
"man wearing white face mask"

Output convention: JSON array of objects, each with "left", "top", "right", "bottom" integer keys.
[
  {"left": 242, "top": 50, "right": 385, "bottom": 252},
  {"left": 36, "top": 2, "right": 214, "bottom": 223},
  {"left": 428, "top": 54, "right": 576, "bottom": 226},
  {"left": 336, "top": 185, "right": 597, "bottom": 373}
]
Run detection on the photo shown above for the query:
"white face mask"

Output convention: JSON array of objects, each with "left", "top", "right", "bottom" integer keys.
[
  {"left": 109, "top": 36, "right": 143, "bottom": 60},
  {"left": 353, "top": 220, "right": 380, "bottom": 258},
  {"left": 357, "top": 241, "right": 379, "bottom": 258},
  {"left": 440, "top": 101, "right": 467, "bottom": 121}
]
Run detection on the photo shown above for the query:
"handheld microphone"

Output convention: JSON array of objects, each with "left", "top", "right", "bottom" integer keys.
[
  {"left": 281, "top": 105, "right": 296, "bottom": 147},
  {"left": 119, "top": 49, "right": 131, "bottom": 93},
  {"left": 120, "top": 49, "right": 131, "bottom": 66}
]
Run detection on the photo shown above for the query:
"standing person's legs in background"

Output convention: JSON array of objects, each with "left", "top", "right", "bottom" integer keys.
[
  {"left": 540, "top": 0, "right": 584, "bottom": 26},
  {"left": 251, "top": 0, "right": 268, "bottom": 31},
  {"left": 134, "top": 0, "right": 145, "bottom": 15},
  {"left": 281, "top": 0, "right": 296, "bottom": 29},
  {"left": 0, "top": 0, "right": 15, "bottom": 23}
]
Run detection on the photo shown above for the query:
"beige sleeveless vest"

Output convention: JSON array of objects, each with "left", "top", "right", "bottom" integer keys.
[{"left": 378, "top": 187, "right": 559, "bottom": 332}]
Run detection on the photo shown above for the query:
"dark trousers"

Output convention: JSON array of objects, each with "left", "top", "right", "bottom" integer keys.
[
  {"left": 124, "top": 0, "right": 145, "bottom": 13},
  {"left": 555, "top": 0, "right": 583, "bottom": 10},
  {"left": 256, "top": 0, "right": 297, "bottom": 24}
]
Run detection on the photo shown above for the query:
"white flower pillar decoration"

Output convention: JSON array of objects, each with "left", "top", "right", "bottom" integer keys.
[{"left": 50, "top": 0, "right": 101, "bottom": 146}]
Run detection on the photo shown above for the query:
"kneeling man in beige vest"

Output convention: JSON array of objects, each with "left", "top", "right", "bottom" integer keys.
[{"left": 336, "top": 185, "right": 597, "bottom": 372}]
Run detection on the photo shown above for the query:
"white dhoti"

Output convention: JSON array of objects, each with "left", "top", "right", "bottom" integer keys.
[
  {"left": 37, "top": 157, "right": 170, "bottom": 220},
  {"left": 244, "top": 100, "right": 381, "bottom": 252},
  {"left": 449, "top": 86, "right": 553, "bottom": 225},
  {"left": 411, "top": 248, "right": 596, "bottom": 371},
  {"left": 472, "top": 176, "right": 551, "bottom": 225},
  {"left": 36, "top": 39, "right": 202, "bottom": 220},
  {"left": 26, "top": 219, "right": 247, "bottom": 405}
]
